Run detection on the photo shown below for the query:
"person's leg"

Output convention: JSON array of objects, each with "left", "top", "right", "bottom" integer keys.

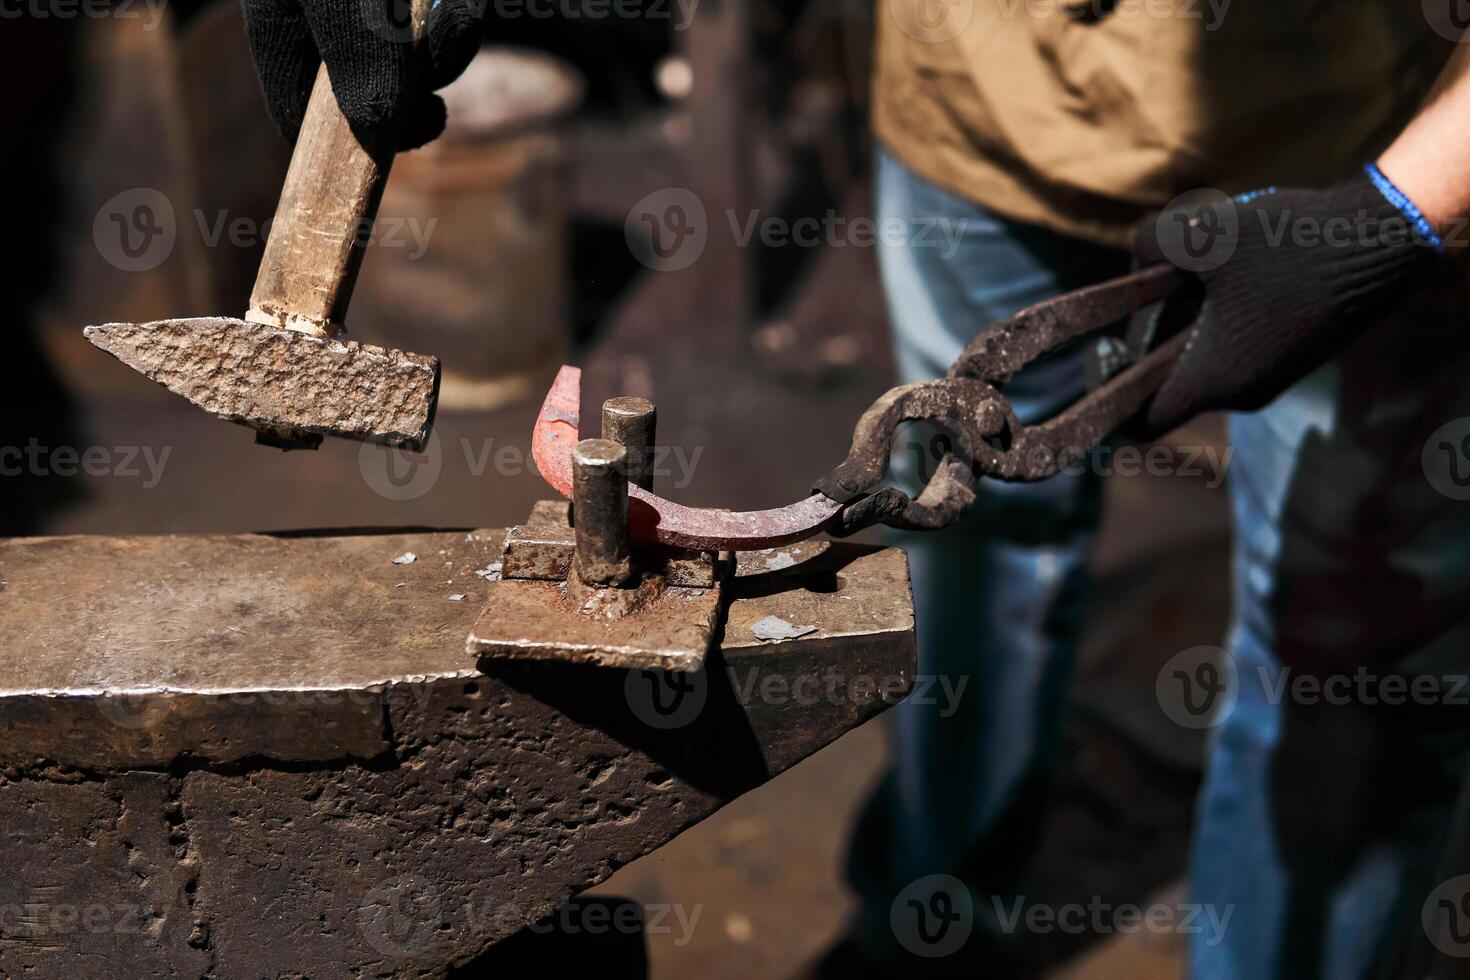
[
  {"left": 1188, "top": 280, "right": 1470, "bottom": 979},
  {"left": 845, "top": 147, "right": 1130, "bottom": 964},
  {"left": 1185, "top": 383, "right": 1330, "bottom": 980}
]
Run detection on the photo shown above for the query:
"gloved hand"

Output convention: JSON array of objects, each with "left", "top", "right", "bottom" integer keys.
[
  {"left": 242, "top": 0, "right": 484, "bottom": 150},
  {"left": 1134, "top": 166, "right": 1444, "bottom": 434}
]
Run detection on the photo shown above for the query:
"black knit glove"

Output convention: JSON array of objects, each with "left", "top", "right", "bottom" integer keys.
[
  {"left": 1134, "top": 168, "right": 1443, "bottom": 434},
  {"left": 242, "top": 0, "right": 483, "bottom": 150}
]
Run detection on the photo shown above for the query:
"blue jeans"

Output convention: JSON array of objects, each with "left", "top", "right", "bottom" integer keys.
[{"left": 853, "top": 147, "right": 1470, "bottom": 977}]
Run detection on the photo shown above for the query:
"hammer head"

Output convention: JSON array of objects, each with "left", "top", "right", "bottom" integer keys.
[{"left": 84, "top": 318, "right": 439, "bottom": 451}]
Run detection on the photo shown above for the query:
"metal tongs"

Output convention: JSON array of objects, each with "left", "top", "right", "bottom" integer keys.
[{"left": 532, "top": 263, "right": 1190, "bottom": 551}]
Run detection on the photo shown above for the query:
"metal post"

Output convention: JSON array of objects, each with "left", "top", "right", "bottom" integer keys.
[
  {"left": 572, "top": 438, "right": 632, "bottom": 586},
  {"left": 601, "top": 396, "right": 656, "bottom": 492}
]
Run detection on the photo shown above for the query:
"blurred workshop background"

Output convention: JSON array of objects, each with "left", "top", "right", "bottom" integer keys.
[{"left": 0, "top": 4, "right": 1231, "bottom": 977}]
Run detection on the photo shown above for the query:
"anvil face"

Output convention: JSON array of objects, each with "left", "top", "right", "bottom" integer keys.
[{"left": 84, "top": 317, "right": 439, "bottom": 450}]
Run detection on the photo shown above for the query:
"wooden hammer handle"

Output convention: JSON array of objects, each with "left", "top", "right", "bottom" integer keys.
[
  {"left": 246, "top": 67, "right": 389, "bottom": 337},
  {"left": 246, "top": 0, "right": 430, "bottom": 337}
]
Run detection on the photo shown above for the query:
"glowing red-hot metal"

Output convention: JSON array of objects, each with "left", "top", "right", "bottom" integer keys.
[{"left": 531, "top": 366, "right": 842, "bottom": 551}]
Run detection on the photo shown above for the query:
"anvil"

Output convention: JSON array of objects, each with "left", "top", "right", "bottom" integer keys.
[{"left": 0, "top": 528, "right": 913, "bottom": 977}]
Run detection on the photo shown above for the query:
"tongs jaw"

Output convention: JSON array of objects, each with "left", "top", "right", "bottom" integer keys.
[{"left": 815, "top": 264, "right": 1189, "bottom": 535}]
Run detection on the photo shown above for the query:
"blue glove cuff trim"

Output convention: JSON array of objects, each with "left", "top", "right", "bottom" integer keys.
[
  {"left": 1364, "top": 162, "right": 1443, "bottom": 252},
  {"left": 1234, "top": 187, "right": 1277, "bottom": 204}
]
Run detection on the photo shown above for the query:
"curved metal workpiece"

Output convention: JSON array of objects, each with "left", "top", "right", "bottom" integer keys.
[{"left": 532, "top": 365, "right": 842, "bottom": 551}]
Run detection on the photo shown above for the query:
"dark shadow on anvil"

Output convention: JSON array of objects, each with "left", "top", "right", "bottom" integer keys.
[
  {"left": 452, "top": 896, "right": 648, "bottom": 979},
  {"left": 475, "top": 654, "right": 770, "bottom": 800},
  {"left": 726, "top": 542, "right": 875, "bottom": 601},
  {"left": 473, "top": 544, "right": 881, "bottom": 798}
]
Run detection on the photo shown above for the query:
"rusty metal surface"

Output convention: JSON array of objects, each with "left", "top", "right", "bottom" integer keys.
[
  {"left": 0, "top": 529, "right": 914, "bottom": 977},
  {"left": 501, "top": 521, "right": 577, "bottom": 581},
  {"left": 657, "top": 548, "right": 723, "bottom": 589},
  {"left": 502, "top": 518, "right": 720, "bottom": 588},
  {"left": 84, "top": 317, "right": 440, "bottom": 450},
  {"left": 473, "top": 497, "right": 731, "bottom": 670},
  {"left": 571, "top": 438, "right": 633, "bottom": 586},
  {"left": 601, "top": 396, "right": 656, "bottom": 491},
  {"left": 722, "top": 541, "right": 916, "bottom": 772},
  {"left": 466, "top": 577, "right": 722, "bottom": 672},
  {"left": 533, "top": 366, "right": 843, "bottom": 550},
  {"left": 947, "top": 264, "right": 1180, "bottom": 384}
]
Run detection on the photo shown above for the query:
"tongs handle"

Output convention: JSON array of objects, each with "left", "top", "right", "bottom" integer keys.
[{"left": 949, "top": 264, "right": 1183, "bottom": 385}]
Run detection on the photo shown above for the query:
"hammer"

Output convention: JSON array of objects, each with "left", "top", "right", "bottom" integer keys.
[{"left": 86, "top": 5, "right": 439, "bottom": 451}]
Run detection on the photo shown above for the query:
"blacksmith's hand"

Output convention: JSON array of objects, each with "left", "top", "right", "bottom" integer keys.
[
  {"left": 1134, "top": 166, "right": 1444, "bottom": 435},
  {"left": 242, "top": 0, "right": 483, "bottom": 150}
]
